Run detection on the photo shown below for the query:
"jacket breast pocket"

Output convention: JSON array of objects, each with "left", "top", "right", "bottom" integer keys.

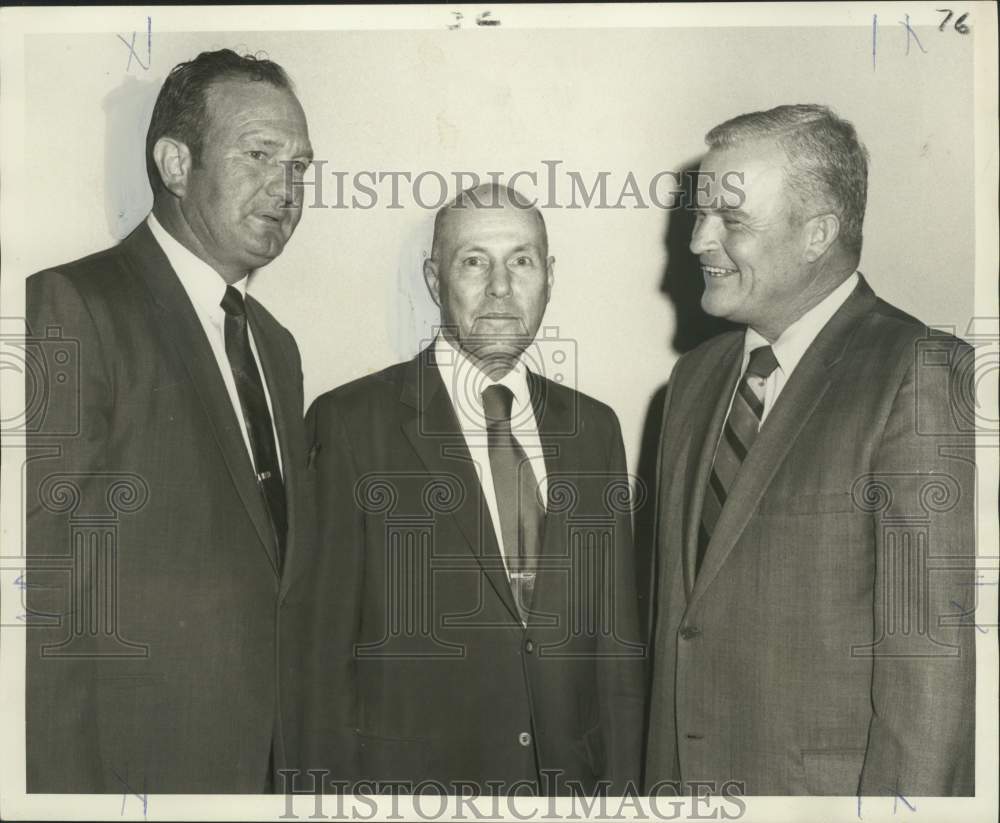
[
  {"left": 801, "top": 747, "right": 865, "bottom": 795},
  {"left": 759, "top": 491, "right": 857, "bottom": 516}
]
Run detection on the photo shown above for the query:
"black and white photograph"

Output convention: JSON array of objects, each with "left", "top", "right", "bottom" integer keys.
[{"left": 0, "top": 4, "right": 997, "bottom": 821}]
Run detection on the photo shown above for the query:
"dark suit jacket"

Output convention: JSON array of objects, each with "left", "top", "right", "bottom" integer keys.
[
  {"left": 25, "top": 221, "right": 312, "bottom": 793},
  {"left": 291, "top": 348, "right": 645, "bottom": 794},
  {"left": 645, "top": 276, "right": 976, "bottom": 795}
]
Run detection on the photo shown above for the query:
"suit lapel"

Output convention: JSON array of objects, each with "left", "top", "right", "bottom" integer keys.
[
  {"left": 400, "top": 348, "right": 521, "bottom": 624},
  {"left": 680, "top": 337, "right": 743, "bottom": 599},
  {"left": 121, "top": 222, "right": 280, "bottom": 575},
  {"left": 526, "top": 371, "right": 571, "bottom": 628},
  {"left": 687, "top": 278, "right": 877, "bottom": 610}
]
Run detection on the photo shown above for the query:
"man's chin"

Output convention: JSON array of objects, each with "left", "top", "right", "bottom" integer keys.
[
  {"left": 463, "top": 340, "right": 530, "bottom": 372},
  {"left": 243, "top": 239, "right": 286, "bottom": 269}
]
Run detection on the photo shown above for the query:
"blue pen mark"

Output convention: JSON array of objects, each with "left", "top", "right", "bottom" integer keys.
[
  {"left": 894, "top": 791, "right": 916, "bottom": 812},
  {"left": 899, "top": 14, "right": 928, "bottom": 55},
  {"left": 872, "top": 15, "right": 878, "bottom": 71},
  {"left": 950, "top": 600, "right": 988, "bottom": 634},
  {"left": 117, "top": 17, "right": 152, "bottom": 72},
  {"left": 113, "top": 767, "right": 148, "bottom": 819}
]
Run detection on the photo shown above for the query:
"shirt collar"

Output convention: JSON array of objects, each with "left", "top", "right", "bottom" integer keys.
[
  {"left": 147, "top": 213, "right": 248, "bottom": 318},
  {"left": 433, "top": 333, "right": 532, "bottom": 418},
  {"left": 743, "top": 271, "right": 860, "bottom": 375}
]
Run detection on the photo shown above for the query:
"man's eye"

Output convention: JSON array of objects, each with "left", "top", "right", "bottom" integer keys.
[
  {"left": 511, "top": 256, "right": 534, "bottom": 267},
  {"left": 462, "top": 256, "right": 485, "bottom": 267},
  {"left": 248, "top": 150, "right": 267, "bottom": 161}
]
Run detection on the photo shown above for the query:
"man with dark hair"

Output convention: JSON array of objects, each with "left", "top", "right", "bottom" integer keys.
[
  {"left": 25, "top": 48, "right": 314, "bottom": 793},
  {"left": 297, "top": 184, "right": 645, "bottom": 794},
  {"left": 645, "top": 104, "right": 975, "bottom": 795}
]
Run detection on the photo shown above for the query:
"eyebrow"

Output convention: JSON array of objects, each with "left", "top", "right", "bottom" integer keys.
[
  {"left": 697, "top": 204, "right": 749, "bottom": 219},
  {"left": 455, "top": 243, "right": 540, "bottom": 255},
  {"left": 240, "top": 134, "right": 314, "bottom": 161}
]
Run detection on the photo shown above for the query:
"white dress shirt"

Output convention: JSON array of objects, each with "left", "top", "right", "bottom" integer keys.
[
  {"left": 147, "top": 213, "right": 283, "bottom": 476},
  {"left": 739, "top": 272, "right": 860, "bottom": 423},
  {"left": 433, "top": 334, "right": 548, "bottom": 575}
]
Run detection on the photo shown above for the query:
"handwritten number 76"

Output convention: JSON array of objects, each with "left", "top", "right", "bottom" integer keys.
[{"left": 936, "top": 9, "right": 971, "bottom": 33}]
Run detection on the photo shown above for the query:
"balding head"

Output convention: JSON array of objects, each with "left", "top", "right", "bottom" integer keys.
[
  {"left": 423, "top": 184, "right": 555, "bottom": 377},
  {"left": 431, "top": 184, "right": 548, "bottom": 263}
]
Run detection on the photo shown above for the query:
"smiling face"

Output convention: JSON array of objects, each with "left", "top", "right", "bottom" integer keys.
[
  {"left": 692, "top": 138, "right": 827, "bottom": 341},
  {"left": 424, "top": 201, "right": 554, "bottom": 374},
  {"left": 176, "top": 78, "right": 312, "bottom": 280}
]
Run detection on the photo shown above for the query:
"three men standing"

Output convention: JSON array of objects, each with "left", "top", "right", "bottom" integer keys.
[{"left": 24, "top": 62, "right": 976, "bottom": 800}]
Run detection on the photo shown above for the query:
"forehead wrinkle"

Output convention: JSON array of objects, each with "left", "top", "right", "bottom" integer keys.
[{"left": 434, "top": 207, "right": 547, "bottom": 263}]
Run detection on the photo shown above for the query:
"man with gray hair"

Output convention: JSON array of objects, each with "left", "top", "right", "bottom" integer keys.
[
  {"left": 298, "top": 184, "right": 645, "bottom": 794},
  {"left": 645, "top": 104, "right": 975, "bottom": 795}
]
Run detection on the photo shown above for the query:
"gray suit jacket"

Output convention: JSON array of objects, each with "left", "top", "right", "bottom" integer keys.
[{"left": 645, "top": 276, "right": 975, "bottom": 795}]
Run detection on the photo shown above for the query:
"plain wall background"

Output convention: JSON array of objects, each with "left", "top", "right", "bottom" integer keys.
[{"left": 13, "top": 26, "right": 977, "bottom": 477}]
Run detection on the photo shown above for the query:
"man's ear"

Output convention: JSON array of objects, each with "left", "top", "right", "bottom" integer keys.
[
  {"left": 152, "top": 137, "right": 192, "bottom": 198},
  {"left": 803, "top": 213, "right": 840, "bottom": 263},
  {"left": 423, "top": 258, "right": 442, "bottom": 307}
]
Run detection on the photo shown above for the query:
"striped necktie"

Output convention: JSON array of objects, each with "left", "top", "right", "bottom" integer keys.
[
  {"left": 221, "top": 286, "right": 287, "bottom": 570},
  {"left": 696, "top": 345, "right": 779, "bottom": 576}
]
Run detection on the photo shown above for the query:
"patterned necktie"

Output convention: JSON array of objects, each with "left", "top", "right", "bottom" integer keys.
[
  {"left": 221, "top": 286, "right": 287, "bottom": 569},
  {"left": 482, "top": 384, "right": 545, "bottom": 622},
  {"left": 697, "top": 345, "right": 779, "bottom": 576}
]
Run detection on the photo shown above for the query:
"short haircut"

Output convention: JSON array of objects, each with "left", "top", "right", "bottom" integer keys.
[
  {"left": 706, "top": 104, "right": 869, "bottom": 261},
  {"left": 145, "top": 49, "right": 293, "bottom": 195},
  {"left": 431, "top": 183, "right": 548, "bottom": 261}
]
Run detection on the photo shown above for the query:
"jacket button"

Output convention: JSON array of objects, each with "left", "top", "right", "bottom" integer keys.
[
  {"left": 679, "top": 626, "right": 701, "bottom": 640},
  {"left": 524, "top": 639, "right": 534, "bottom": 654},
  {"left": 518, "top": 732, "right": 532, "bottom": 747}
]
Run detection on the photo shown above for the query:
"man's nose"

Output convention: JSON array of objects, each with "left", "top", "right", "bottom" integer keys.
[
  {"left": 486, "top": 265, "right": 513, "bottom": 298},
  {"left": 690, "top": 214, "right": 720, "bottom": 255},
  {"left": 267, "top": 163, "right": 301, "bottom": 208}
]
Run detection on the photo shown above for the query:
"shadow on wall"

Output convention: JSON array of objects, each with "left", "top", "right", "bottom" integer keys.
[
  {"left": 104, "top": 75, "right": 158, "bottom": 240},
  {"left": 633, "top": 159, "right": 739, "bottom": 637}
]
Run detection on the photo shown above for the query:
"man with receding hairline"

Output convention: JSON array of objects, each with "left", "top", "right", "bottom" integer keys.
[
  {"left": 645, "top": 104, "right": 975, "bottom": 796},
  {"left": 26, "top": 49, "right": 315, "bottom": 793},
  {"left": 297, "top": 184, "right": 645, "bottom": 794}
]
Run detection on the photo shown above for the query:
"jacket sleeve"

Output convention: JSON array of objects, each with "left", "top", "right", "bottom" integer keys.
[
  {"left": 24, "top": 269, "right": 114, "bottom": 791},
  {"left": 287, "top": 394, "right": 365, "bottom": 789},
  {"left": 598, "top": 407, "right": 647, "bottom": 793},
  {"left": 858, "top": 337, "right": 976, "bottom": 796}
]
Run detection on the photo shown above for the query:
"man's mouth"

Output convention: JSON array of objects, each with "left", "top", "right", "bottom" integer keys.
[
  {"left": 702, "top": 264, "right": 738, "bottom": 279},
  {"left": 255, "top": 212, "right": 283, "bottom": 224}
]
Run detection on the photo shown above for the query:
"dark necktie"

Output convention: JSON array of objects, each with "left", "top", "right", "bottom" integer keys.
[
  {"left": 482, "top": 384, "right": 545, "bottom": 623},
  {"left": 697, "top": 345, "right": 779, "bottom": 576},
  {"left": 221, "top": 286, "right": 287, "bottom": 569}
]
